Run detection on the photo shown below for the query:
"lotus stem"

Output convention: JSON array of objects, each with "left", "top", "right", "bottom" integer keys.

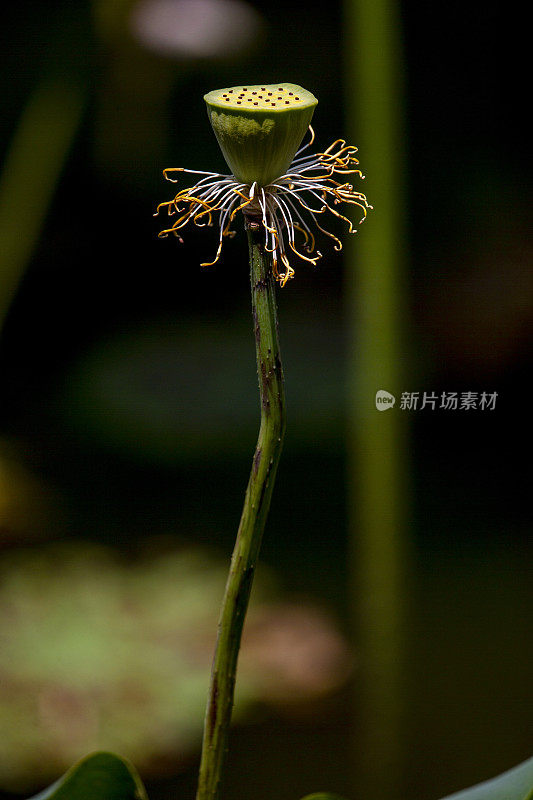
[{"left": 195, "top": 214, "right": 286, "bottom": 800}]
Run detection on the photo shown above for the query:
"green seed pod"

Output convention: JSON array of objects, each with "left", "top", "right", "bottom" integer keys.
[{"left": 204, "top": 83, "right": 318, "bottom": 187}]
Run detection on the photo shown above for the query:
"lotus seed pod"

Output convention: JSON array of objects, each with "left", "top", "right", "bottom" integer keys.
[{"left": 204, "top": 83, "right": 318, "bottom": 187}]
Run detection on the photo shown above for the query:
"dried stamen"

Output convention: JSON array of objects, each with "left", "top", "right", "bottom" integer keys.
[{"left": 156, "top": 126, "right": 372, "bottom": 285}]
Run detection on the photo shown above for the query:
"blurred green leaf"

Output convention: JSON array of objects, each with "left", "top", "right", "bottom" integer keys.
[
  {"left": 63, "top": 317, "right": 345, "bottom": 464},
  {"left": 0, "top": 543, "right": 350, "bottom": 791},
  {"left": 28, "top": 752, "right": 148, "bottom": 800},
  {"left": 299, "top": 794, "right": 348, "bottom": 800},
  {"left": 438, "top": 756, "right": 533, "bottom": 800}
]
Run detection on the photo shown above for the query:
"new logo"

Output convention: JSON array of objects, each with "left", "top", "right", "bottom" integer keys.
[{"left": 375, "top": 390, "right": 396, "bottom": 410}]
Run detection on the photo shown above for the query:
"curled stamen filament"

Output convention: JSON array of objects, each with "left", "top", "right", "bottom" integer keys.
[{"left": 157, "top": 128, "right": 370, "bottom": 284}]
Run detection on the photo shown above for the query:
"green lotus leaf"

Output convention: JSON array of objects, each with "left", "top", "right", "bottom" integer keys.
[
  {"left": 28, "top": 752, "right": 148, "bottom": 800},
  {"left": 438, "top": 756, "right": 533, "bottom": 800}
]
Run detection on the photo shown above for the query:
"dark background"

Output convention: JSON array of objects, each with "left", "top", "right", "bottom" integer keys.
[{"left": 0, "top": 1, "right": 531, "bottom": 799}]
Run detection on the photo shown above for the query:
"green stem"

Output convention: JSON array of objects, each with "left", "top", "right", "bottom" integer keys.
[
  {"left": 0, "top": 77, "right": 84, "bottom": 332},
  {"left": 345, "top": 0, "right": 410, "bottom": 795},
  {"left": 195, "top": 218, "right": 286, "bottom": 800}
]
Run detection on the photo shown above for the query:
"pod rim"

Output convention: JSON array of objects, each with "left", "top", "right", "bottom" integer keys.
[{"left": 204, "top": 83, "right": 318, "bottom": 114}]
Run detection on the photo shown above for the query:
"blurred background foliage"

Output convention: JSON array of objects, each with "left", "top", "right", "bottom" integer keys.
[
  {"left": 0, "top": 1, "right": 531, "bottom": 799},
  {"left": 0, "top": 543, "right": 351, "bottom": 791}
]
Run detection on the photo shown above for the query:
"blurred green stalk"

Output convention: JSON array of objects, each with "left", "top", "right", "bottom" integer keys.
[
  {"left": 0, "top": 78, "right": 84, "bottom": 330},
  {"left": 196, "top": 218, "right": 286, "bottom": 800},
  {"left": 344, "top": 0, "right": 410, "bottom": 798}
]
